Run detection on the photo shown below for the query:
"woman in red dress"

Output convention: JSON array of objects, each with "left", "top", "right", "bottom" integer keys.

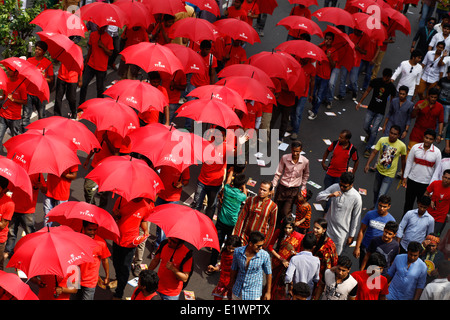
[{"left": 311, "top": 218, "right": 338, "bottom": 279}]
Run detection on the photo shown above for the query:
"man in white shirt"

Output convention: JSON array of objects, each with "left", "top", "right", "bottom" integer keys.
[
  {"left": 391, "top": 50, "right": 424, "bottom": 101},
  {"left": 428, "top": 23, "right": 450, "bottom": 51},
  {"left": 417, "top": 41, "right": 446, "bottom": 100},
  {"left": 420, "top": 260, "right": 450, "bottom": 300}
]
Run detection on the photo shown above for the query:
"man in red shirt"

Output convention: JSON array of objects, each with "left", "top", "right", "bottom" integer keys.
[
  {"left": 0, "top": 67, "right": 28, "bottom": 150},
  {"left": 425, "top": 169, "right": 450, "bottom": 235},
  {"left": 150, "top": 14, "right": 175, "bottom": 45},
  {"left": 225, "top": 0, "right": 248, "bottom": 21},
  {"left": 160, "top": 70, "right": 187, "bottom": 124},
  {"left": 0, "top": 176, "right": 14, "bottom": 270},
  {"left": 139, "top": 71, "right": 170, "bottom": 126},
  {"left": 24, "top": 40, "right": 54, "bottom": 130},
  {"left": 223, "top": 40, "right": 247, "bottom": 68},
  {"left": 351, "top": 252, "right": 389, "bottom": 300},
  {"left": 78, "top": 26, "right": 114, "bottom": 106}
]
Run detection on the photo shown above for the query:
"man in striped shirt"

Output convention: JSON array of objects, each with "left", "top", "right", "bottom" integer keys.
[{"left": 232, "top": 181, "right": 278, "bottom": 248}]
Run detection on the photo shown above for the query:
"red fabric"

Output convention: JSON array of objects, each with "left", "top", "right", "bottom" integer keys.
[
  {"left": 131, "top": 289, "right": 158, "bottom": 300},
  {"left": 0, "top": 78, "right": 28, "bottom": 120},
  {"left": 12, "top": 173, "right": 45, "bottom": 214},
  {"left": 139, "top": 85, "right": 169, "bottom": 124},
  {"left": 241, "top": 101, "right": 262, "bottom": 129},
  {"left": 0, "top": 194, "right": 14, "bottom": 243},
  {"left": 91, "top": 130, "right": 123, "bottom": 168},
  {"left": 410, "top": 101, "right": 444, "bottom": 143},
  {"left": 38, "top": 274, "right": 73, "bottom": 300},
  {"left": 151, "top": 23, "right": 173, "bottom": 45},
  {"left": 224, "top": 45, "right": 247, "bottom": 67},
  {"left": 190, "top": 53, "right": 217, "bottom": 87},
  {"left": 45, "top": 165, "right": 78, "bottom": 201},
  {"left": 198, "top": 142, "right": 227, "bottom": 186},
  {"left": 288, "top": 6, "right": 312, "bottom": 38},
  {"left": 241, "top": 0, "right": 260, "bottom": 26},
  {"left": 352, "top": 270, "right": 389, "bottom": 300},
  {"left": 227, "top": 6, "right": 248, "bottom": 21},
  {"left": 298, "top": 62, "right": 316, "bottom": 98},
  {"left": 315, "top": 44, "right": 338, "bottom": 79},
  {"left": 58, "top": 62, "right": 81, "bottom": 83},
  {"left": 160, "top": 70, "right": 187, "bottom": 104},
  {"left": 87, "top": 31, "right": 114, "bottom": 72},
  {"left": 120, "top": 27, "right": 149, "bottom": 61},
  {"left": 27, "top": 56, "right": 54, "bottom": 79},
  {"left": 157, "top": 166, "right": 190, "bottom": 202},
  {"left": 79, "top": 234, "right": 111, "bottom": 288},
  {"left": 426, "top": 180, "right": 450, "bottom": 223},
  {"left": 326, "top": 142, "right": 358, "bottom": 178}
]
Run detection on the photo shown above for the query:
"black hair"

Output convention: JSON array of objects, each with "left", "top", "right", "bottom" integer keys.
[
  {"left": 340, "top": 129, "right": 352, "bottom": 140},
  {"left": 390, "top": 125, "right": 401, "bottom": 135},
  {"left": 291, "top": 140, "right": 302, "bottom": 149},
  {"left": 378, "top": 194, "right": 391, "bottom": 205},
  {"left": 147, "top": 71, "right": 161, "bottom": 81},
  {"left": 411, "top": 49, "right": 423, "bottom": 59},
  {"left": 82, "top": 220, "right": 98, "bottom": 229},
  {"left": 423, "top": 128, "right": 437, "bottom": 139},
  {"left": 0, "top": 176, "right": 9, "bottom": 190},
  {"left": 384, "top": 221, "right": 399, "bottom": 234},
  {"left": 311, "top": 218, "right": 328, "bottom": 256},
  {"left": 233, "top": 173, "right": 248, "bottom": 189},
  {"left": 418, "top": 195, "right": 432, "bottom": 206},
  {"left": 299, "top": 33, "right": 311, "bottom": 42},
  {"left": 367, "top": 252, "right": 387, "bottom": 269},
  {"left": 337, "top": 255, "right": 352, "bottom": 269},
  {"left": 138, "top": 269, "right": 159, "bottom": 294},
  {"left": 382, "top": 68, "right": 393, "bottom": 77},
  {"left": 436, "top": 260, "right": 450, "bottom": 278},
  {"left": 292, "top": 282, "right": 311, "bottom": 298},
  {"left": 301, "top": 232, "right": 317, "bottom": 250},
  {"left": 340, "top": 172, "right": 354, "bottom": 185},
  {"left": 436, "top": 41, "right": 446, "bottom": 48},
  {"left": 248, "top": 231, "right": 265, "bottom": 244},
  {"left": 443, "top": 169, "right": 450, "bottom": 176},
  {"left": 324, "top": 31, "right": 335, "bottom": 40},
  {"left": 428, "top": 87, "right": 440, "bottom": 96},
  {"left": 200, "top": 40, "right": 212, "bottom": 49},
  {"left": 398, "top": 85, "right": 409, "bottom": 94},
  {"left": 260, "top": 180, "right": 273, "bottom": 191},
  {"left": 407, "top": 241, "right": 423, "bottom": 253},
  {"left": 35, "top": 40, "right": 48, "bottom": 52}
]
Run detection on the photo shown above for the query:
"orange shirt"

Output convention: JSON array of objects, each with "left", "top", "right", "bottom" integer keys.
[
  {"left": 45, "top": 165, "right": 78, "bottom": 201},
  {"left": 157, "top": 166, "right": 190, "bottom": 202},
  {"left": 160, "top": 70, "right": 187, "bottom": 104},
  {"left": 0, "top": 78, "right": 28, "bottom": 120},
  {"left": 79, "top": 234, "right": 111, "bottom": 288},
  {"left": 87, "top": 31, "right": 114, "bottom": 72},
  {"left": 58, "top": 62, "right": 82, "bottom": 83}
]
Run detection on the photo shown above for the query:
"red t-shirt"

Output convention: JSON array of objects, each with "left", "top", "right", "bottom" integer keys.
[
  {"left": 139, "top": 85, "right": 169, "bottom": 124},
  {"left": 90, "top": 130, "right": 124, "bottom": 168},
  {"left": 316, "top": 45, "right": 338, "bottom": 80},
  {"left": 157, "top": 166, "right": 190, "bottom": 202},
  {"left": 410, "top": 101, "right": 444, "bottom": 143},
  {"left": 38, "top": 274, "right": 73, "bottom": 300},
  {"left": 88, "top": 31, "right": 114, "bottom": 72},
  {"left": 224, "top": 45, "right": 247, "bottom": 67},
  {"left": 0, "top": 194, "right": 14, "bottom": 243},
  {"left": 27, "top": 56, "right": 54, "bottom": 80},
  {"left": 113, "top": 197, "right": 154, "bottom": 248},
  {"left": 190, "top": 53, "right": 217, "bottom": 87},
  {"left": 198, "top": 142, "right": 227, "bottom": 186},
  {"left": 241, "top": 0, "right": 260, "bottom": 26},
  {"left": 160, "top": 70, "right": 187, "bottom": 104},
  {"left": 288, "top": 6, "right": 312, "bottom": 38},
  {"left": 298, "top": 62, "right": 316, "bottom": 98},
  {"left": 326, "top": 142, "right": 359, "bottom": 178},
  {"left": 426, "top": 180, "right": 450, "bottom": 223},
  {"left": 351, "top": 270, "right": 389, "bottom": 300},
  {"left": 227, "top": 6, "right": 248, "bottom": 21},
  {"left": 11, "top": 173, "right": 45, "bottom": 214},
  {"left": 241, "top": 101, "right": 262, "bottom": 129},
  {"left": 131, "top": 289, "right": 158, "bottom": 300},
  {"left": 79, "top": 234, "right": 111, "bottom": 288},
  {"left": 151, "top": 23, "right": 173, "bottom": 45},
  {"left": 58, "top": 62, "right": 81, "bottom": 83},
  {"left": 0, "top": 78, "right": 28, "bottom": 120},
  {"left": 45, "top": 165, "right": 78, "bottom": 201},
  {"left": 121, "top": 27, "right": 149, "bottom": 61}
]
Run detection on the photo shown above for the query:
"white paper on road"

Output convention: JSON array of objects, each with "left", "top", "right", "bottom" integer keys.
[
  {"left": 323, "top": 139, "right": 332, "bottom": 145},
  {"left": 128, "top": 277, "right": 139, "bottom": 287},
  {"left": 313, "top": 203, "right": 324, "bottom": 211},
  {"left": 324, "top": 112, "right": 337, "bottom": 116},
  {"left": 257, "top": 159, "right": 266, "bottom": 166},
  {"left": 278, "top": 143, "right": 289, "bottom": 151},
  {"left": 307, "top": 180, "right": 321, "bottom": 189}
]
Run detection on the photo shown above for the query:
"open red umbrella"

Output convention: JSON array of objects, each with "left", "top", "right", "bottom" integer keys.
[
  {"left": 120, "top": 42, "right": 184, "bottom": 75},
  {"left": 103, "top": 79, "right": 169, "bottom": 113},
  {"left": 37, "top": 31, "right": 83, "bottom": 74},
  {"left": 217, "top": 64, "right": 275, "bottom": 89},
  {"left": 3, "top": 129, "right": 80, "bottom": 177},
  {"left": 7, "top": 225, "right": 98, "bottom": 279},
  {"left": 85, "top": 155, "right": 164, "bottom": 202},
  {"left": 164, "top": 43, "right": 207, "bottom": 75},
  {"left": 288, "top": 0, "right": 318, "bottom": 6},
  {"left": 214, "top": 18, "right": 260, "bottom": 44},
  {"left": 143, "top": 0, "right": 187, "bottom": 15},
  {"left": 147, "top": 203, "right": 220, "bottom": 251},
  {"left": 0, "top": 57, "right": 50, "bottom": 103},
  {"left": 168, "top": 17, "right": 219, "bottom": 43},
  {"left": 277, "top": 16, "right": 324, "bottom": 38},
  {"left": 352, "top": 12, "right": 387, "bottom": 45},
  {"left": 176, "top": 98, "right": 243, "bottom": 129},
  {"left": 0, "top": 155, "right": 33, "bottom": 200},
  {"left": 323, "top": 25, "right": 356, "bottom": 71},
  {"left": 45, "top": 201, "right": 120, "bottom": 242},
  {"left": 216, "top": 75, "right": 276, "bottom": 105},
  {"left": 79, "top": 2, "right": 128, "bottom": 28},
  {"left": 0, "top": 68, "right": 7, "bottom": 92},
  {"left": 127, "top": 123, "right": 211, "bottom": 172},
  {"left": 113, "top": 0, "right": 155, "bottom": 28},
  {"left": 79, "top": 98, "right": 140, "bottom": 138},
  {"left": 276, "top": 40, "right": 328, "bottom": 62},
  {"left": 31, "top": 9, "right": 87, "bottom": 38},
  {"left": 186, "top": 0, "right": 220, "bottom": 16},
  {"left": 25, "top": 116, "right": 101, "bottom": 154},
  {"left": 0, "top": 271, "right": 38, "bottom": 300},
  {"left": 384, "top": 6, "right": 411, "bottom": 35},
  {"left": 312, "top": 7, "right": 355, "bottom": 28},
  {"left": 188, "top": 85, "right": 248, "bottom": 114}
]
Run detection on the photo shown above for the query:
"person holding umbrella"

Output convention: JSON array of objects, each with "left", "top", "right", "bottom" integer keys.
[{"left": 0, "top": 176, "right": 14, "bottom": 271}]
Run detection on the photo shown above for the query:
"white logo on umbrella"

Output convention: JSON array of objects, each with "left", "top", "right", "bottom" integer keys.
[{"left": 154, "top": 61, "right": 166, "bottom": 68}]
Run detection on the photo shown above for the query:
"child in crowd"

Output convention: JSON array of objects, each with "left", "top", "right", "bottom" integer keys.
[{"left": 294, "top": 189, "right": 313, "bottom": 234}]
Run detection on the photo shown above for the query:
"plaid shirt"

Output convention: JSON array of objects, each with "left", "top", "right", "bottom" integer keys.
[{"left": 231, "top": 246, "right": 272, "bottom": 300}]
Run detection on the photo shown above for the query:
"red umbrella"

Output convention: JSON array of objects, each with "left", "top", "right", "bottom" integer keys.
[
  {"left": 217, "top": 64, "right": 275, "bottom": 89},
  {"left": 143, "top": 0, "right": 187, "bottom": 15},
  {"left": 168, "top": 17, "right": 219, "bottom": 43},
  {"left": 31, "top": 9, "right": 87, "bottom": 38},
  {"left": 147, "top": 203, "right": 220, "bottom": 250},
  {"left": 324, "top": 25, "right": 356, "bottom": 71},
  {"left": 312, "top": 7, "right": 355, "bottom": 28},
  {"left": 85, "top": 155, "right": 164, "bottom": 202},
  {"left": 0, "top": 57, "right": 50, "bottom": 103},
  {"left": 25, "top": 116, "right": 101, "bottom": 154},
  {"left": 0, "top": 68, "right": 7, "bottom": 91},
  {"left": 164, "top": 43, "right": 207, "bottom": 75},
  {"left": 276, "top": 40, "right": 329, "bottom": 62},
  {"left": 214, "top": 18, "right": 260, "bottom": 44},
  {"left": 79, "top": 2, "right": 128, "bottom": 28},
  {"left": 120, "top": 42, "right": 184, "bottom": 75},
  {"left": 187, "top": 84, "right": 248, "bottom": 114},
  {"left": 113, "top": 0, "right": 155, "bottom": 28},
  {"left": 216, "top": 76, "right": 276, "bottom": 105},
  {"left": 0, "top": 155, "right": 33, "bottom": 200},
  {"left": 176, "top": 98, "right": 243, "bottom": 129},
  {"left": 0, "top": 270, "right": 38, "bottom": 300},
  {"left": 277, "top": 16, "right": 324, "bottom": 38},
  {"left": 384, "top": 6, "right": 411, "bottom": 35},
  {"left": 37, "top": 31, "right": 83, "bottom": 74},
  {"left": 79, "top": 98, "right": 140, "bottom": 138},
  {"left": 127, "top": 123, "right": 211, "bottom": 172},
  {"left": 3, "top": 129, "right": 80, "bottom": 177},
  {"left": 45, "top": 201, "right": 120, "bottom": 242},
  {"left": 6, "top": 225, "right": 98, "bottom": 279},
  {"left": 186, "top": 0, "right": 220, "bottom": 16},
  {"left": 288, "top": 0, "right": 318, "bottom": 6},
  {"left": 352, "top": 12, "right": 387, "bottom": 45},
  {"left": 103, "top": 79, "right": 169, "bottom": 113}
]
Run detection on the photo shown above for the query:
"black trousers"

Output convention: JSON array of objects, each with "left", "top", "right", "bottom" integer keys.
[{"left": 403, "top": 178, "right": 428, "bottom": 216}]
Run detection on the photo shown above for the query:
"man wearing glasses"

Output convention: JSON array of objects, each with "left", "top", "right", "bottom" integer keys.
[
  {"left": 391, "top": 50, "right": 424, "bottom": 101},
  {"left": 316, "top": 172, "right": 362, "bottom": 255}
]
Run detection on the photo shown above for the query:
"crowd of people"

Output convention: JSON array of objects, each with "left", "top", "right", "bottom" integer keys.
[{"left": 0, "top": 0, "right": 449, "bottom": 302}]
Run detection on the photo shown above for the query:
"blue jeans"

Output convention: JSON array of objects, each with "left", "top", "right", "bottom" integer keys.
[
  {"left": 72, "top": 286, "right": 96, "bottom": 300},
  {"left": 443, "top": 104, "right": 450, "bottom": 126},
  {"left": 339, "top": 66, "right": 360, "bottom": 97},
  {"left": 312, "top": 76, "right": 330, "bottom": 115},
  {"left": 43, "top": 197, "right": 68, "bottom": 226},
  {"left": 419, "top": 4, "right": 435, "bottom": 29},
  {"left": 183, "top": 82, "right": 197, "bottom": 130},
  {"left": 291, "top": 96, "right": 307, "bottom": 133},
  {"left": 359, "top": 60, "right": 375, "bottom": 91},
  {"left": 0, "top": 116, "right": 20, "bottom": 149},
  {"left": 112, "top": 242, "right": 136, "bottom": 299},
  {"left": 326, "top": 68, "right": 340, "bottom": 102},
  {"left": 22, "top": 95, "right": 46, "bottom": 132},
  {"left": 191, "top": 181, "right": 222, "bottom": 220},
  {"left": 154, "top": 197, "right": 179, "bottom": 248},
  {"left": 158, "top": 292, "right": 180, "bottom": 300},
  {"left": 363, "top": 109, "right": 384, "bottom": 151},
  {"left": 373, "top": 170, "right": 394, "bottom": 208}
]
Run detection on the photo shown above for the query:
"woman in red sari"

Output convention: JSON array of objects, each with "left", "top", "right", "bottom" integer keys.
[
  {"left": 311, "top": 218, "right": 338, "bottom": 280},
  {"left": 267, "top": 216, "right": 304, "bottom": 300}
]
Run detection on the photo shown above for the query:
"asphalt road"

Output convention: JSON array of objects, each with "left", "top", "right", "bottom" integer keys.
[{"left": 2, "top": 0, "right": 448, "bottom": 303}]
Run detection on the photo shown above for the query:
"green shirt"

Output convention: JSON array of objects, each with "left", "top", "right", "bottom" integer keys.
[
  {"left": 218, "top": 184, "right": 247, "bottom": 227},
  {"left": 375, "top": 137, "right": 407, "bottom": 178}
]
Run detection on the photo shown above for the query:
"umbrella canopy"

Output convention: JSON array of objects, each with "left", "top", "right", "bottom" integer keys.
[
  {"left": 384, "top": 6, "right": 411, "bottom": 35},
  {"left": 0, "top": 155, "right": 33, "bottom": 200},
  {"left": 25, "top": 116, "right": 101, "bottom": 154},
  {"left": 214, "top": 18, "right": 261, "bottom": 44},
  {"left": 275, "top": 40, "right": 329, "bottom": 62},
  {"left": 143, "top": 0, "right": 187, "bottom": 15},
  {"left": 186, "top": 0, "right": 220, "bottom": 16},
  {"left": 0, "top": 68, "right": 7, "bottom": 91},
  {"left": 147, "top": 203, "right": 220, "bottom": 251},
  {"left": 277, "top": 16, "right": 323, "bottom": 38},
  {"left": 103, "top": 79, "right": 169, "bottom": 113},
  {"left": 3, "top": 129, "right": 80, "bottom": 177},
  {"left": 37, "top": 31, "right": 83, "bottom": 74},
  {"left": 188, "top": 85, "right": 248, "bottom": 114},
  {"left": 31, "top": 9, "right": 87, "bottom": 38},
  {"left": 127, "top": 123, "right": 211, "bottom": 172},
  {"left": 323, "top": 25, "right": 357, "bottom": 71},
  {"left": 288, "top": 0, "right": 318, "bottom": 6},
  {"left": 164, "top": 43, "right": 207, "bottom": 75},
  {"left": 217, "top": 64, "right": 275, "bottom": 89},
  {"left": 0, "top": 57, "right": 50, "bottom": 103},
  {"left": 6, "top": 225, "right": 98, "bottom": 279},
  {"left": 176, "top": 98, "right": 243, "bottom": 129},
  {"left": 120, "top": 42, "right": 184, "bottom": 75},
  {"left": 78, "top": 2, "right": 128, "bottom": 28},
  {"left": 216, "top": 76, "right": 276, "bottom": 105},
  {"left": 352, "top": 12, "right": 387, "bottom": 46},
  {"left": 85, "top": 155, "right": 164, "bottom": 202},
  {"left": 0, "top": 271, "right": 38, "bottom": 300},
  {"left": 113, "top": 0, "right": 155, "bottom": 28},
  {"left": 45, "top": 201, "right": 120, "bottom": 242},
  {"left": 168, "top": 17, "right": 219, "bottom": 43},
  {"left": 312, "top": 7, "right": 355, "bottom": 28},
  {"left": 78, "top": 98, "right": 140, "bottom": 138}
]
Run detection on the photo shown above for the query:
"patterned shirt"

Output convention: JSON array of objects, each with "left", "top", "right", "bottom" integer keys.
[{"left": 231, "top": 245, "right": 272, "bottom": 300}]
